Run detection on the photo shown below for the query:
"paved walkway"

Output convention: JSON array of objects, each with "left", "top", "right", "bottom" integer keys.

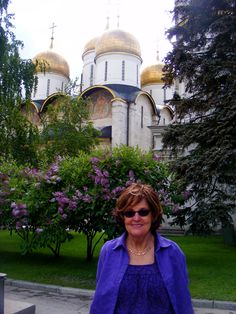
[{"left": 4, "top": 279, "right": 236, "bottom": 314}]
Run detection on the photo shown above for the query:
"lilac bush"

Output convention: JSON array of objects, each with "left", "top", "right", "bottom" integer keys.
[{"left": 0, "top": 146, "right": 188, "bottom": 260}]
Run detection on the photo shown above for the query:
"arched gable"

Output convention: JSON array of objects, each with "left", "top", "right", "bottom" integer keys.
[
  {"left": 134, "top": 91, "right": 158, "bottom": 116},
  {"left": 40, "top": 92, "right": 66, "bottom": 113},
  {"left": 21, "top": 101, "right": 40, "bottom": 125},
  {"left": 79, "top": 85, "right": 116, "bottom": 121},
  {"left": 158, "top": 105, "right": 174, "bottom": 125}
]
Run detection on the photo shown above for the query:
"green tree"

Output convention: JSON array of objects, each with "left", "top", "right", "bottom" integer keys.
[
  {"left": 40, "top": 95, "right": 100, "bottom": 163},
  {"left": 59, "top": 146, "right": 185, "bottom": 261},
  {"left": 162, "top": 0, "right": 236, "bottom": 233},
  {"left": 0, "top": 1, "right": 39, "bottom": 165}
]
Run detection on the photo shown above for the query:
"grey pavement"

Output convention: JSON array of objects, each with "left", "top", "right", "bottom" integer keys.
[{"left": 4, "top": 279, "right": 236, "bottom": 314}]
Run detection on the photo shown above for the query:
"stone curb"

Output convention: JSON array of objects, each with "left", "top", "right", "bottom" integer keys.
[
  {"left": 6, "top": 279, "right": 236, "bottom": 311},
  {"left": 192, "top": 298, "right": 236, "bottom": 310},
  {"left": 6, "top": 279, "right": 94, "bottom": 298}
]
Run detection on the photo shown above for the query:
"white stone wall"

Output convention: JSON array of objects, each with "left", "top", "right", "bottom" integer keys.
[
  {"left": 81, "top": 50, "right": 96, "bottom": 91},
  {"left": 159, "top": 107, "right": 173, "bottom": 126},
  {"left": 111, "top": 100, "right": 128, "bottom": 148},
  {"left": 95, "top": 53, "right": 142, "bottom": 88},
  {"left": 91, "top": 117, "right": 112, "bottom": 129},
  {"left": 129, "top": 94, "right": 154, "bottom": 151},
  {"left": 33, "top": 72, "right": 69, "bottom": 100},
  {"left": 151, "top": 125, "right": 166, "bottom": 151},
  {"left": 142, "top": 83, "right": 175, "bottom": 106}
]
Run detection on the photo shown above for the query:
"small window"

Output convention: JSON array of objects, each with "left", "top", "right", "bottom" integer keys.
[
  {"left": 141, "top": 106, "right": 144, "bottom": 128},
  {"left": 175, "top": 79, "right": 179, "bottom": 92},
  {"left": 136, "top": 65, "right": 139, "bottom": 85},
  {"left": 80, "top": 73, "right": 83, "bottom": 93},
  {"left": 164, "top": 87, "right": 167, "bottom": 102},
  {"left": 122, "top": 60, "right": 125, "bottom": 81},
  {"left": 90, "top": 65, "right": 94, "bottom": 86},
  {"left": 104, "top": 61, "right": 108, "bottom": 81},
  {"left": 46, "top": 79, "right": 50, "bottom": 97}
]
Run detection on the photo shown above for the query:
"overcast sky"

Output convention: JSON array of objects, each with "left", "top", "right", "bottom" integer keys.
[{"left": 8, "top": 0, "right": 175, "bottom": 80}]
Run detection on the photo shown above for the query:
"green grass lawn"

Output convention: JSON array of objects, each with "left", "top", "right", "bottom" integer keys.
[{"left": 0, "top": 230, "right": 236, "bottom": 301}]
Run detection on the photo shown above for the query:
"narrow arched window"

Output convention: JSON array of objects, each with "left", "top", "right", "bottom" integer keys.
[
  {"left": 136, "top": 65, "right": 139, "bottom": 85},
  {"left": 104, "top": 61, "right": 108, "bottom": 81},
  {"left": 141, "top": 106, "right": 144, "bottom": 128},
  {"left": 164, "top": 86, "right": 167, "bottom": 102},
  {"left": 80, "top": 73, "right": 83, "bottom": 93},
  {"left": 122, "top": 60, "right": 125, "bottom": 81},
  {"left": 46, "top": 79, "right": 50, "bottom": 97},
  {"left": 90, "top": 65, "right": 94, "bottom": 86}
]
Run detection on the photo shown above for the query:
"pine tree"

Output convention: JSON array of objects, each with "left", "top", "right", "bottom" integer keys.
[{"left": 162, "top": 0, "right": 236, "bottom": 233}]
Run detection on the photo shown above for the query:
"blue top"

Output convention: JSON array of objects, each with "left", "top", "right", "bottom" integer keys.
[
  {"left": 114, "top": 263, "right": 174, "bottom": 314},
  {"left": 90, "top": 232, "right": 194, "bottom": 314}
]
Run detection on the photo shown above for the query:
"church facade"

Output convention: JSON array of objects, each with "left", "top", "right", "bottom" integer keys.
[{"left": 27, "top": 26, "right": 184, "bottom": 153}]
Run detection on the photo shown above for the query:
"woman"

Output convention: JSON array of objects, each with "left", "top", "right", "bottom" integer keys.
[{"left": 90, "top": 183, "right": 194, "bottom": 314}]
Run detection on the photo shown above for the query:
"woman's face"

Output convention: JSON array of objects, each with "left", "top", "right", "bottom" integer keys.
[{"left": 123, "top": 199, "right": 152, "bottom": 238}]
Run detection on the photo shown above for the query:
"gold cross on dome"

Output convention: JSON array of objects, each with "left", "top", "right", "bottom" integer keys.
[{"left": 50, "top": 22, "right": 57, "bottom": 49}]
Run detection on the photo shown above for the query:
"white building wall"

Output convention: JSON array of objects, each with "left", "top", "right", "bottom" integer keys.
[
  {"left": 129, "top": 95, "right": 154, "bottom": 151},
  {"left": 32, "top": 72, "right": 69, "bottom": 100},
  {"left": 91, "top": 117, "right": 112, "bottom": 129},
  {"left": 112, "top": 100, "right": 128, "bottom": 148},
  {"left": 95, "top": 53, "right": 142, "bottom": 88},
  {"left": 159, "top": 107, "right": 173, "bottom": 126},
  {"left": 82, "top": 51, "right": 96, "bottom": 91},
  {"left": 142, "top": 83, "right": 175, "bottom": 106}
]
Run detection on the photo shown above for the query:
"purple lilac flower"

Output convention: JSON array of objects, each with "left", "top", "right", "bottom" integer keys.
[
  {"left": 58, "top": 207, "right": 64, "bottom": 214},
  {"left": 45, "top": 162, "right": 61, "bottom": 184},
  {"left": 128, "top": 170, "right": 135, "bottom": 179},
  {"left": 90, "top": 157, "right": 100, "bottom": 164},
  {"left": 100, "top": 177, "right": 109, "bottom": 187},
  {"left": 103, "top": 171, "right": 109, "bottom": 178},
  {"left": 68, "top": 201, "right": 77, "bottom": 210},
  {"left": 81, "top": 195, "right": 92, "bottom": 203},
  {"left": 62, "top": 213, "right": 67, "bottom": 220},
  {"left": 125, "top": 180, "right": 135, "bottom": 187},
  {"left": 36, "top": 228, "right": 43, "bottom": 233},
  {"left": 15, "top": 221, "right": 22, "bottom": 230},
  {"left": 53, "top": 192, "right": 70, "bottom": 207},
  {"left": 11, "top": 203, "right": 28, "bottom": 218},
  {"left": 153, "top": 154, "right": 162, "bottom": 161},
  {"left": 103, "top": 193, "right": 111, "bottom": 200},
  {"left": 183, "top": 190, "right": 190, "bottom": 200},
  {"left": 111, "top": 186, "right": 124, "bottom": 195},
  {"left": 172, "top": 204, "right": 180, "bottom": 213},
  {"left": 75, "top": 190, "right": 83, "bottom": 198}
]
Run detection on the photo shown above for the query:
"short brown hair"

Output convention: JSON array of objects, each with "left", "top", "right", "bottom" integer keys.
[{"left": 114, "top": 183, "right": 163, "bottom": 231}]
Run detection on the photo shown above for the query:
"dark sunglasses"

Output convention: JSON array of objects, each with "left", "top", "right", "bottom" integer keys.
[{"left": 123, "top": 209, "right": 151, "bottom": 218}]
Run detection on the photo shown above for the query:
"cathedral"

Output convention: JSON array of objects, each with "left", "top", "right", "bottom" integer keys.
[{"left": 25, "top": 23, "right": 185, "bottom": 153}]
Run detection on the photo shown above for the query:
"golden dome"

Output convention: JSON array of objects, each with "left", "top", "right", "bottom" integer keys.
[
  {"left": 95, "top": 29, "right": 141, "bottom": 58},
  {"left": 141, "top": 64, "right": 164, "bottom": 86},
  {"left": 33, "top": 50, "right": 70, "bottom": 78},
  {"left": 83, "top": 37, "right": 98, "bottom": 56}
]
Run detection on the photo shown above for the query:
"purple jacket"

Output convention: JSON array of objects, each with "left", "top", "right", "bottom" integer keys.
[{"left": 90, "top": 232, "right": 194, "bottom": 314}]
